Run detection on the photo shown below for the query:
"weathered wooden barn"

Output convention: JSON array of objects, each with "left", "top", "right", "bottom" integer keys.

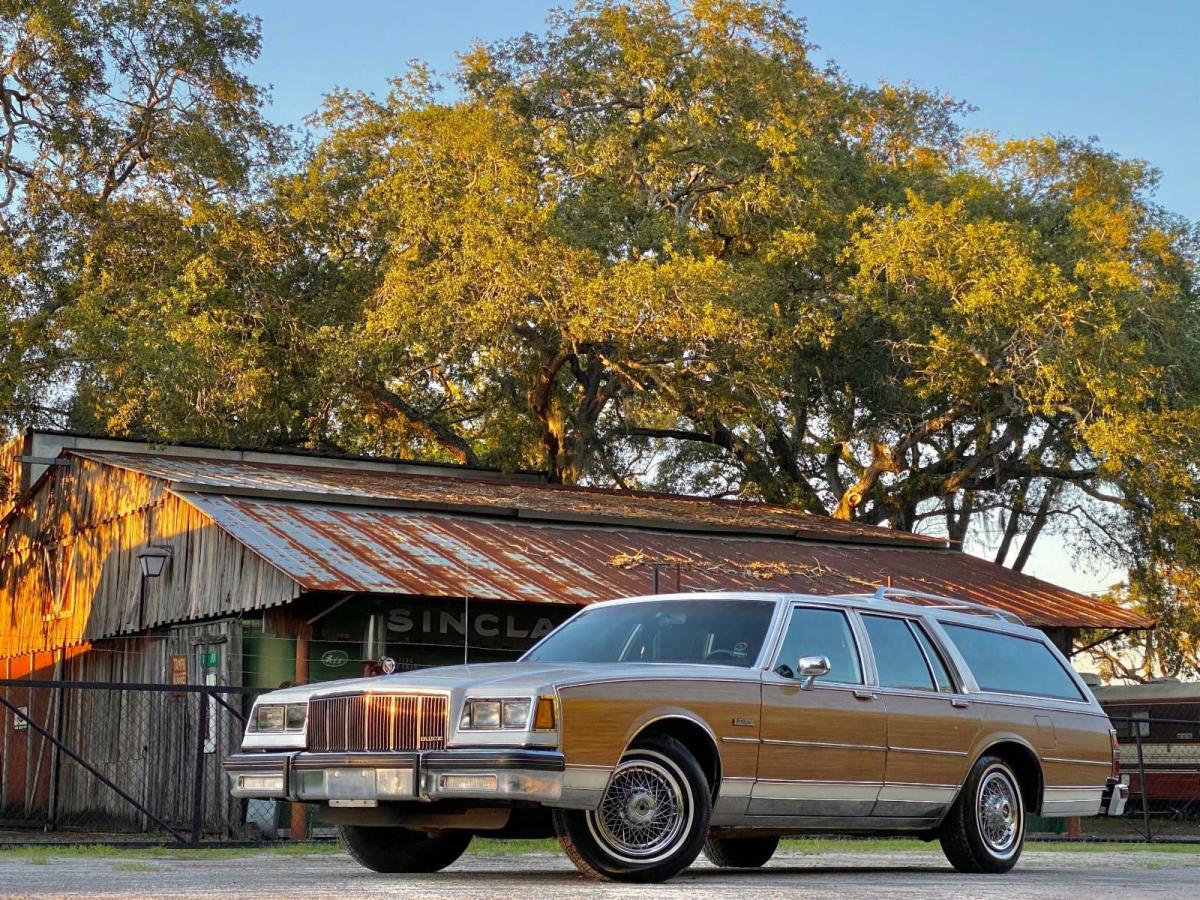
[{"left": 0, "top": 429, "right": 1153, "bottom": 836}]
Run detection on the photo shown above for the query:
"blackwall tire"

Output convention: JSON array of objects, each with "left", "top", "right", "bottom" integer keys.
[
  {"left": 703, "top": 835, "right": 779, "bottom": 868},
  {"left": 939, "top": 755, "right": 1026, "bottom": 874},
  {"left": 553, "top": 735, "right": 711, "bottom": 882},
  {"left": 338, "top": 824, "right": 472, "bottom": 873}
]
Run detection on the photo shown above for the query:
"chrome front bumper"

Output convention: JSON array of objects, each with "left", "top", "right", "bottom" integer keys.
[
  {"left": 1102, "top": 778, "right": 1128, "bottom": 817},
  {"left": 225, "top": 749, "right": 567, "bottom": 806}
]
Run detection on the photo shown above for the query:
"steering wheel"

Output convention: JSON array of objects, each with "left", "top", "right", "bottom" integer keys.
[{"left": 705, "top": 649, "right": 736, "bottom": 662}]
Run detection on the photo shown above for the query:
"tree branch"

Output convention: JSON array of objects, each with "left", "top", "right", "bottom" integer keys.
[{"left": 364, "top": 383, "right": 480, "bottom": 467}]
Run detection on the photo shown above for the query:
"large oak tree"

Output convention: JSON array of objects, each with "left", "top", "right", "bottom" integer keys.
[{"left": 10, "top": 1, "right": 1199, "bottom": 673}]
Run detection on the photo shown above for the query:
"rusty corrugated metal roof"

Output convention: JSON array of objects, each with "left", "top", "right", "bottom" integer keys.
[
  {"left": 71, "top": 451, "right": 948, "bottom": 548},
  {"left": 179, "top": 492, "right": 1151, "bottom": 630}
]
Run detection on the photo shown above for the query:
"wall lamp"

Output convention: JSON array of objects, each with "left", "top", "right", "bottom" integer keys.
[
  {"left": 138, "top": 545, "right": 174, "bottom": 579},
  {"left": 134, "top": 545, "right": 174, "bottom": 632}
]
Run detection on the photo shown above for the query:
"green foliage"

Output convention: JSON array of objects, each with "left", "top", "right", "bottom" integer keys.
[
  {"left": 0, "top": 0, "right": 284, "bottom": 436},
  {"left": 2, "top": 1, "right": 1198, "bottom": 666}
]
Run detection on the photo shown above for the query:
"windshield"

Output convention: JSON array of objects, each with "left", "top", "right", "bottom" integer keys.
[{"left": 524, "top": 599, "right": 775, "bottom": 667}]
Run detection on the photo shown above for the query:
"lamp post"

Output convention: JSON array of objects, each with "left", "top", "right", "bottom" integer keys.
[{"left": 135, "top": 545, "right": 173, "bottom": 631}]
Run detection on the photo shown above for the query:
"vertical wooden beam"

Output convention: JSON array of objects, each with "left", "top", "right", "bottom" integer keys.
[
  {"left": 289, "top": 623, "right": 312, "bottom": 841},
  {"left": 1, "top": 656, "right": 9, "bottom": 810}
]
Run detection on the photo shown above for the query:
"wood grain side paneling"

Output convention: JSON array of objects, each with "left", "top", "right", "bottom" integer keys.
[
  {"left": 757, "top": 682, "right": 887, "bottom": 785},
  {"left": 974, "top": 700, "right": 1112, "bottom": 793},
  {"left": 557, "top": 678, "right": 761, "bottom": 780}
]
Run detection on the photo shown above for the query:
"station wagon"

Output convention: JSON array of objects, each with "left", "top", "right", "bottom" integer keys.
[{"left": 226, "top": 588, "right": 1127, "bottom": 882}]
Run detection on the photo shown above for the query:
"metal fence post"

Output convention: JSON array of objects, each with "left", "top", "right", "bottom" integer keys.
[
  {"left": 47, "top": 658, "right": 66, "bottom": 831},
  {"left": 1134, "top": 724, "right": 1152, "bottom": 842},
  {"left": 190, "top": 689, "right": 207, "bottom": 845}
]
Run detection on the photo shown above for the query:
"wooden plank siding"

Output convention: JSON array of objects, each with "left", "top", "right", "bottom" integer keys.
[
  {"left": 0, "top": 432, "right": 27, "bottom": 524},
  {"left": 1, "top": 455, "right": 300, "bottom": 659}
]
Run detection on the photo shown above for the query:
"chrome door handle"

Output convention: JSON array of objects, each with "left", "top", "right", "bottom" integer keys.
[
  {"left": 853, "top": 690, "right": 878, "bottom": 701},
  {"left": 951, "top": 698, "right": 971, "bottom": 709}
]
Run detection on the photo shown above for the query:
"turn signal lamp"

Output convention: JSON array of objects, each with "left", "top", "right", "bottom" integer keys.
[{"left": 534, "top": 695, "right": 557, "bottom": 731}]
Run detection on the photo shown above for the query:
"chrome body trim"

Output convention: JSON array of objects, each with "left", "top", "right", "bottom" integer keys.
[
  {"left": 1043, "top": 756, "right": 1112, "bottom": 768},
  {"left": 873, "top": 783, "right": 958, "bottom": 818},
  {"left": 761, "top": 738, "right": 887, "bottom": 752},
  {"left": 712, "top": 776, "right": 755, "bottom": 825},
  {"left": 747, "top": 779, "right": 881, "bottom": 817},
  {"left": 224, "top": 749, "right": 578, "bottom": 806},
  {"left": 1040, "top": 786, "right": 1105, "bottom": 817},
  {"left": 887, "top": 746, "right": 968, "bottom": 757}
]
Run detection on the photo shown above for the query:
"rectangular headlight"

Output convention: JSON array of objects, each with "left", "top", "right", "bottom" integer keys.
[
  {"left": 459, "top": 698, "right": 535, "bottom": 730},
  {"left": 253, "top": 704, "right": 286, "bottom": 732},
  {"left": 502, "top": 700, "right": 531, "bottom": 729},
  {"left": 285, "top": 703, "right": 307, "bottom": 732},
  {"left": 471, "top": 700, "right": 501, "bottom": 728}
]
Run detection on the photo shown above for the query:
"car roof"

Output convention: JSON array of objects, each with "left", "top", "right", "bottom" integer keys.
[{"left": 593, "top": 590, "right": 1040, "bottom": 638}]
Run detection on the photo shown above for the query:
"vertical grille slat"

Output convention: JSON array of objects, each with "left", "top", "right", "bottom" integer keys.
[{"left": 307, "top": 694, "right": 448, "bottom": 752}]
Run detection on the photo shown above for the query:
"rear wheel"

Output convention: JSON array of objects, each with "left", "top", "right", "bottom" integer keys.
[
  {"left": 939, "top": 755, "right": 1026, "bottom": 873},
  {"left": 703, "top": 835, "right": 779, "bottom": 868},
  {"left": 553, "top": 735, "right": 711, "bottom": 882},
  {"left": 338, "top": 824, "right": 472, "bottom": 873}
]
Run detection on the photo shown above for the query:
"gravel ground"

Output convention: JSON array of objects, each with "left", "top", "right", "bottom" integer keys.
[{"left": 1, "top": 845, "right": 1199, "bottom": 899}]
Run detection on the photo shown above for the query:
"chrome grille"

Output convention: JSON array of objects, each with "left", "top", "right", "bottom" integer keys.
[{"left": 306, "top": 693, "right": 448, "bottom": 752}]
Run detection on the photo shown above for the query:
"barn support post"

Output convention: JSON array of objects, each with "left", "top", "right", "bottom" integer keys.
[
  {"left": 1, "top": 657, "right": 9, "bottom": 811},
  {"left": 190, "top": 689, "right": 208, "bottom": 845},
  {"left": 47, "top": 646, "right": 66, "bottom": 831},
  {"left": 24, "top": 652, "right": 33, "bottom": 819},
  {"left": 1134, "top": 725, "right": 1152, "bottom": 842},
  {"left": 290, "top": 623, "right": 312, "bottom": 841}
]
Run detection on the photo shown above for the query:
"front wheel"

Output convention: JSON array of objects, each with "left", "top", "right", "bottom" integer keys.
[
  {"left": 939, "top": 755, "right": 1026, "bottom": 873},
  {"left": 554, "top": 735, "right": 711, "bottom": 882},
  {"left": 338, "top": 824, "right": 472, "bottom": 873}
]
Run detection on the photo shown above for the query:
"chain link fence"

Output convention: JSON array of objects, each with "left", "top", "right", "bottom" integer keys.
[
  {"left": 1074, "top": 713, "right": 1200, "bottom": 842},
  {"left": 0, "top": 679, "right": 284, "bottom": 843}
]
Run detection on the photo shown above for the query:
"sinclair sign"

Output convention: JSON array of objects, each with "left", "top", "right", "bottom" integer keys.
[{"left": 385, "top": 603, "right": 565, "bottom": 651}]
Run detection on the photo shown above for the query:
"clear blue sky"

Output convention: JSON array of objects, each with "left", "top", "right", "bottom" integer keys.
[
  {"left": 239, "top": 0, "right": 1192, "bottom": 593},
  {"left": 242, "top": 0, "right": 1200, "bottom": 220}
]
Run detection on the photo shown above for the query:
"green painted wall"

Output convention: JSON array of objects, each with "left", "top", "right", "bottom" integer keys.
[{"left": 241, "top": 619, "right": 296, "bottom": 690}]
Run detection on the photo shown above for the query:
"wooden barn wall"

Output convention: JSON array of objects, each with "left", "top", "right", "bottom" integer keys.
[
  {"left": 0, "top": 456, "right": 300, "bottom": 658},
  {"left": 2, "top": 623, "right": 256, "bottom": 837},
  {"left": 0, "top": 432, "right": 26, "bottom": 524}
]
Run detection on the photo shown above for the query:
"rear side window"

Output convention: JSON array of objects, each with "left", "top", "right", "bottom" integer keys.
[
  {"left": 912, "top": 624, "right": 955, "bottom": 692},
  {"left": 942, "top": 624, "right": 1084, "bottom": 701},
  {"left": 863, "top": 615, "right": 940, "bottom": 692}
]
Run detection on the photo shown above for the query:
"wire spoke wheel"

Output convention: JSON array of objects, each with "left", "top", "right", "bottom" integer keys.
[
  {"left": 975, "top": 769, "right": 1021, "bottom": 855},
  {"left": 587, "top": 756, "right": 691, "bottom": 864}
]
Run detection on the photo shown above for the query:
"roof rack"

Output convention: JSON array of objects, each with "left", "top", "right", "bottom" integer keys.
[{"left": 869, "top": 587, "right": 1025, "bottom": 626}]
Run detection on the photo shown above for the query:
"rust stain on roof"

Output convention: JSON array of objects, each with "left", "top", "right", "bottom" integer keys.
[
  {"left": 178, "top": 492, "right": 1151, "bottom": 631},
  {"left": 71, "top": 451, "right": 949, "bottom": 548}
]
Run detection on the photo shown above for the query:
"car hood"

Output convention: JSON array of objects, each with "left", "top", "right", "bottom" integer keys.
[{"left": 257, "top": 660, "right": 759, "bottom": 703}]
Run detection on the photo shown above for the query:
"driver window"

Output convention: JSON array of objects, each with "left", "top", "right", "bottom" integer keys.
[{"left": 774, "top": 608, "right": 863, "bottom": 684}]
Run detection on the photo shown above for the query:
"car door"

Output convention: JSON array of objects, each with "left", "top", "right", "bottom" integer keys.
[
  {"left": 858, "top": 612, "right": 981, "bottom": 820},
  {"left": 750, "top": 605, "right": 888, "bottom": 818}
]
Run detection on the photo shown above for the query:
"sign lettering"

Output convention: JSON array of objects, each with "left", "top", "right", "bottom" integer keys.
[{"left": 386, "top": 606, "right": 560, "bottom": 648}]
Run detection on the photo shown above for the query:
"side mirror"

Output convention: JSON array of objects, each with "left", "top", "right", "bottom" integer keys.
[{"left": 797, "top": 655, "right": 831, "bottom": 690}]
